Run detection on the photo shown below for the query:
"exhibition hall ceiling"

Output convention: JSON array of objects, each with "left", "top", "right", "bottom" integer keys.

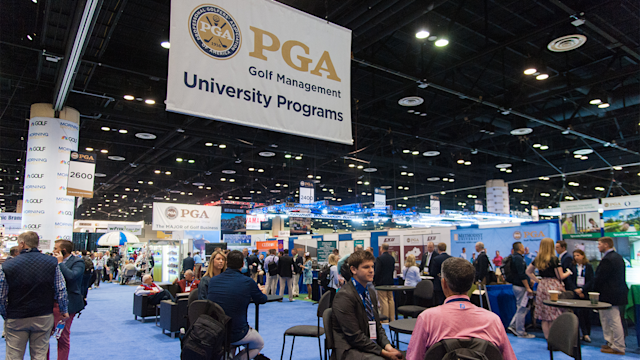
[{"left": 1, "top": 0, "right": 639, "bottom": 220}]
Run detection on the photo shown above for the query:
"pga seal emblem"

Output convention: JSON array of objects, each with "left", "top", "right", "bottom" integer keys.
[
  {"left": 189, "top": 4, "right": 241, "bottom": 60},
  {"left": 165, "top": 206, "right": 179, "bottom": 220},
  {"left": 513, "top": 231, "right": 522, "bottom": 240}
]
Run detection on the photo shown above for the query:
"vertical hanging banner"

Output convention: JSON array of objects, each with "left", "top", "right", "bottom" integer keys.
[
  {"left": 67, "top": 151, "right": 96, "bottom": 198},
  {"left": 474, "top": 199, "right": 483, "bottom": 212},
  {"left": 22, "top": 117, "right": 78, "bottom": 250},
  {"left": 430, "top": 195, "right": 440, "bottom": 215},
  {"left": 166, "top": 0, "right": 352, "bottom": 144},
  {"left": 299, "top": 181, "right": 315, "bottom": 204},
  {"left": 374, "top": 188, "right": 386, "bottom": 208}
]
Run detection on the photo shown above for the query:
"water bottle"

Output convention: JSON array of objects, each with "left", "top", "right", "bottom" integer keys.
[{"left": 53, "top": 320, "right": 65, "bottom": 339}]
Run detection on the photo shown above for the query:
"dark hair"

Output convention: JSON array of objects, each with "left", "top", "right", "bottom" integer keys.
[
  {"left": 269, "top": 249, "right": 276, "bottom": 255},
  {"left": 283, "top": 249, "right": 288, "bottom": 254},
  {"left": 226, "top": 250, "right": 244, "bottom": 270},
  {"left": 512, "top": 242, "right": 523, "bottom": 251},
  {"left": 441, "top": 257, "right": 475, "bottom": 294},
  {"left": 188, "top": 252, "right": 191, "bottom": 256},
  {"left": 556, "top": 240, "right": 567, "bottom": 250},
  {"left": 572, "top": 249, "right": 589, "bottom": 265},
  {"left": 9, "top": 246, "right": 19, "bottom": 257},
  {"left": 55, "top": 240, "right": 73, "bottom": 255},
  {"left": 347, "top": 250, "right": 375, "bottom": 272},
  {"left": 81, "top": 250, "right": 88, "bottom": 256},
  {"left": 599, "top": 237, "right": 614, "bottom": 248},
  {"left": 437, "top": 243, "right": 447, "bottom": 252}
]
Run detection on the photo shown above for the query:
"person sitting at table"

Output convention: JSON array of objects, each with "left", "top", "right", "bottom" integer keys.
[
  {"left": 575, "top": 237, "right": 628, "bottom": 355},
  {"left": 135, "top": 274, "right": 175, "bottom": 305},
  {"left": 208, "top": 250, "right": 267, "bottom": 360},
  {"left": 406, "top": 258, "right": 516, "bottom": 360},
  {"left": 569, "top": 249, "right": 594, "bottom": 343},
  {"left": 199, "top": 250, "right": 227, "bottom": 300},
  {"left": 526, "top": 237, "right": 572, "bottom": 339},
  {"left": 173, "top": 270, "right": 199, "bottom": 293},
  {"left": 332, "top": 250, "right": 403, "bottom": 360}
]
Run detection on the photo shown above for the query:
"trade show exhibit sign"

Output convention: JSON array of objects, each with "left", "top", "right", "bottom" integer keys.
[
  {"left": 167, "top": 0, "right": 352, "bottom": 144},
  {"left": 0, "top": 213, "right": 22, "bottom": 236},
  {"left": 602, "top": 195, "right": 640, "bottom": 237},
  {"left": 317, "top": 240, "right": 337, "bottom": 263},
  {"left": 22, "top": 117, "right": 78, "bottom": 251},
  {"left": 450, "top": 222, "right": 559, "bottom": 266},
  {"left": 430, "top": 195, "right": 440, "bottom": 215},
  {"left": 299, "top": 181, "right": 315, "bottom": 204},
  {"left": 107, "top": 223, "right": 143, "bottom": 235},
  {"left": 246, "top": 213, "right": 266, "bottom": 230},
  {"left": 152, "top": 203, "right": 221, "bottom": 231},
  {"left": 374, "top": 188, "right": 386, "bottom": 208},
  {"left": 559, "top": 199, "right": 601, "bottom": 239},
  {"left": 66, "top": 151, "right": 95, "bottom": 198}
]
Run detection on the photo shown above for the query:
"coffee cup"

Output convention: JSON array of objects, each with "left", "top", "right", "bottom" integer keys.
[
  {"left": 549, "top": 290, "right": 561, "bottom": 302},
  {"left": 588, "top": 292, "right": 599, "bottom": 305}
]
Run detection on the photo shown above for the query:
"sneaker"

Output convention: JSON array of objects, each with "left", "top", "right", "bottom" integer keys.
[
  {"left": 601, "top": 348, "right": 625, "bottom": 355},
  {"left": 582, "top": 335, "right": 591, "bottom": 343},
  {"left": 507, "top": 326, "right": 517, "bottom": 336},
  {"left": 517, "top": 333, "right": 536, "bottom": 339}
]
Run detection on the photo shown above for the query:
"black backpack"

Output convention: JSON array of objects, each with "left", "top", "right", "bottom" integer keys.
[
  {"left": 267, "top": 256, "right": 278, "bottom": 276},
  {"left": 502, "top": 255, "right": 514, "bottom": 283},
  {"left": 440, "top": 338, "right": 491, "bottom": 360},
  {"left": 318, "top": 264, "right": 331, "bottom": 288},
  {"left": 83, "top": 256, "right": 94, "bottom": 274},
  {"left": 181, "top": 314, "right": 227, "bottom": 360}
]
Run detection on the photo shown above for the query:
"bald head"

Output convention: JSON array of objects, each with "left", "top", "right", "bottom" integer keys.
[
  {"left": 184, "top": 269, "right": 194, "bottom": 281},
  {"left": 142, "top": 274, "right": 153, "bottom": 284},
  {"left": 355, "top": 245, "right": 363, "bottom": 251}
]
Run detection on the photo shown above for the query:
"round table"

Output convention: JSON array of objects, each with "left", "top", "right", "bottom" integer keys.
[
  {"left": 252, "top": 295, "right": 283, "bottom": 331},
  {"left": 388, "top": 318, "right": 417, "bottom": 348},
  {"left": 543, "top": 299, "right": 611, "bottom": 360},
  {"left": 375, "top": 285, "right": 416, "bottom": 320}
]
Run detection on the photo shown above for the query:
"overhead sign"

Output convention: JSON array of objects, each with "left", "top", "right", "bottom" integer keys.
[
  {"left": 67, "top": 151, "right": 96, "bottom": 198},
  {"left": 278, "top": 230, "right": 291, "bottom": 237},
  {"left": 152, "top": 203, "right": 221, "bottom": 231},
  {"left": 430, "top": 195, "right": 440, "bottom": 215},
  {"left": 107, "top": 223, "right": 143, "bottom": 236},
  {"left": 560, "top": 199, "right": 602, "bottom": 239},
  {"left": 246, "top": 214, "right": 266, "bottom": 230},
  {"left": 374, "top": 188, "right": 386, "bottom": 208},
  {"left": 602, "top": 195, "right": 640, "bottom": 237},
  {"left": 299, "top": 181, "right": 315, "bottom": 204},
  {"left": 167, "top": 0, "right": 352, "bottom": 144}
]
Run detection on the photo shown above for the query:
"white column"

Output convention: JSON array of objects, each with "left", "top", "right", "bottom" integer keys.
[{"left": 22, "top": 104, "right": 79, "bottom": 251}]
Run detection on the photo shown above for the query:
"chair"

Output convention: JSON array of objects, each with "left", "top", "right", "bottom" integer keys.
[
  {"left": 188, "top": 288, "right": 199, "bottom": 307},
  {"left": 548, "top": 312, "right": 579, "bottom": 359},
  {"left": 322, "top": 308, "right": 335, "bottom": 360},
  {"left": 397, "top": 280, "right": 433, "bottom": 318},
  {"left": 424, "top": 338, "right": 503, "bottom": 360},
  {"left": 121, "top": 268, "right": 138, "bottom": 284},
  {"left": 280, "top": 291, "right": 332, "bottom": 360},
  {"left": 159, "top": 298, "right": 189, "bottom": 338},
  {"left": 133, "top": 294, "right": 158, "bottom": 322}
]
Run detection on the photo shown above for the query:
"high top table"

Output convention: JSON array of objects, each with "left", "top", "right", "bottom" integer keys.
[
  {"left": 543, "top": 299, "right": 612, "bottom": 360},
  {"left": 252, "top": 294, "right": 283, "bottom": 331},
  {"left": 375, "top": 285, "right": 416, "bottom": 320},
  {"left": 388, "top": 318, "right": 417, "bottom": 348}
]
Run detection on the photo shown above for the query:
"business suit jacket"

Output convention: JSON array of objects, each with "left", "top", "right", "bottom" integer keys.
[
  {"left": 559, "top": 252, "right": 576, "bottom": 291},
  {"left": 332, "top": 281, "right": 391, "bottom": 360},
  {"left": 570, "top": 263, "right": 594, "bottom": 292},
  {"left": 473, "top": 251, "right": 490, "bottom": 283},
  {"left": 293, "top": 254, "right": 304, "bottom": 275},
  {"left": 59, "top": 255, "right": 86, "bottom": 314},
  {"left": 419, "top": 251, "right": 438, "bottom": 273},
  {"left": 583, "top": 250, "right": 628, "bottom": 305},
  {"left": 430, "top": 252, "right": 451, "bottom": 293},
  {"left": 278, "top": 255, "right": 294, "bottom": 278},
  {"left": 373, "top": 252, "right": 395, "bottom": 286},
  {"left": 182, "top": 256, "right": 195, "bottom": 272}
]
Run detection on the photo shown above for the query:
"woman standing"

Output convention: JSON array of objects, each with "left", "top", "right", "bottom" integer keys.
[
  {"left": 199, "top": 250, "right": 227, "bottom": 300},
  {"left": 493, "top": 250, "right": 503, "bottom": 267},
  {"left": 303, "top": 253, "right": 313, "bottom": 300},
  {"left": 571, "top": 249, "right": 594, "bottom": 342},
  {"left": 402, "top": 254, "right": 421, "bottom": 287},
  {"left": 326, "top": 254, "right": 341, "bottom": 304},
  {"left": 526, "top": 238, "right": 572, "bottom": 339}
]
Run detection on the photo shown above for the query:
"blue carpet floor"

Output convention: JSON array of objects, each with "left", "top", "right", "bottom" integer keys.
[{"left": 1, "top": 282, "right": 638, "bottom": 359}]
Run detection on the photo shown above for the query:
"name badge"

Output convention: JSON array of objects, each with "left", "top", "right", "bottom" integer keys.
[
  {"left": 185, "top": 286, "right": 191, "bottom": 292},
  {"left": 577, "top": 278, "right": 585, "bottom": 287},
  {"left": 368, "top": 321, "right": 377, "bottom": 340}
]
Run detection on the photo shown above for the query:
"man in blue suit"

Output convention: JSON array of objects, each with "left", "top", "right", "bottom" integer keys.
[
  {"left": 555, "top": 240, "right": 575, "bottom": 291},
  {"left": 51, "top": 240, "right": 85, "bottom": 360},
  {"left": 430, "top": 243, "right": 451, "bottom": 305}
]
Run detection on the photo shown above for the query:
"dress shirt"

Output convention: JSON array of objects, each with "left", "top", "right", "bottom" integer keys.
[
  {"left": 406, "top": 295, "right": 516, "bottom": 360},
  {"left": 352, "top": 278, "right": 371, "bottom": 311},
  {"left": 194, "top": 254, "right": 203, "bottom": 264},
  {"left": 460, "top": 253, "right": 467, "bottom": 260},
  {"left": 263, "top": 254, "right": 278, "bottom": 268},
  {"left": 0, "top": 264, "right": 68, "bottom": 319},
  {"left": 402, "top": 266, "right": 421, "bottom": 287}
]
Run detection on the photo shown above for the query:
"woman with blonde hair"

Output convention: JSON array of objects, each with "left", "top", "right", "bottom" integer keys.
[
  {"left": 526, "top": 238, "right": 572, "bottom": 338},
  {"left": 402, "top": 254, "right": 421, "bottom": 287},
  {"left": 198, "top": 250, "right": 227, "bottom": 300}
]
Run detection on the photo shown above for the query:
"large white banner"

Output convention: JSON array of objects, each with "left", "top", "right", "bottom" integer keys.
[
  {"left": 167, "top": 0, "right": 352, "bottom": 144},
  {"left": 374, "top": 188, "right": 386, "bottom": 208},
  {"left": 22, "top": 117, "right": 78, "bottom": 250},
  {"left": 152, "top": 203, "right": 221, "bottom": 231},
  {"left": 299, "top": 181, "right": 315, "bottom": 204}
]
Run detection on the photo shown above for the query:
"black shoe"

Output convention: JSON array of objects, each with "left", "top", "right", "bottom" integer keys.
[{"left": 254, "top": 354, "right": 271, "bottom": 360}]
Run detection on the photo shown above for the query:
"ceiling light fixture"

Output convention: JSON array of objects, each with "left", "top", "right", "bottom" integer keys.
[
  {"left": 145, "top": 99, "right": 155, "bottom": 105},
  {"left": 434, "top": 39, "right": 449, "bottom": 47},
  {"left": 403, "top": 149, "right": 411, "bottom": 154},
  {"left": 219, "top": 144, "right": 227, "bottom": 148},
  {"left": 176, "top": 158, "right": 183, "bottom": 162},
  {"left": 415, "top": 30, "right": 430, "bottom": 39},
  {"left": 205, "top": 142, "right": 213, "bottom": 146},
  {"left": 456, "top": 159, "right": 464, "bottom": 164},
  {"left": 294, "top": 155, "right": 302, "bottom": 160},
  {"left": 539, "top": 145, "right": 549, "bottom": 150},
  {"left": 100, "top": 149, "right": 108, "bottom": 153},
  {"left": 284, "top": 154, "right": 292, "bottom": 159},
  {"left": 101, "top": 127, "right": 110, "bottom": 131},
  {"left": 411, "top": 151, "right": 419, "bottom": 155},
  {"left": 598, "top": 103, "right": 610, "bottom": 108},
  {"left": 85, "top": 147, "right": 93, "bottom": 151},
  {"left": 123, "top": 95, "right": 135, "bottom": 101},
  {"left": 357, "top": 165, "right": 364, "bottom": 169},
  {"left": 119, "top": 129, "right": 128, "bottom": 134},
  {"left": 536, "top": 73, "right": 549, "bottom": 80},
  {"left": 161, "top": 41, "right": 170, "bottom": 49},
  {"left": 589, "top": 98, "right": 602, "bottom": 105}
]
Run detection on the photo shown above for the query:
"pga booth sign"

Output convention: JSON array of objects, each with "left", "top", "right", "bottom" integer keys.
[{"left": 152, "top": 203, "right": 221, "bottom": 231}]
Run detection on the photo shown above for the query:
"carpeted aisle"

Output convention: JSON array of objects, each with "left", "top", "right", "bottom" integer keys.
[{"left": 0, "top": 282, "right": 637, "bottom": 359}]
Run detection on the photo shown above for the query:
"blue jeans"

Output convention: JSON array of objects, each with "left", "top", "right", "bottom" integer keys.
[{"left": 509, "top": 285, "right": 529, "bottom": 335}]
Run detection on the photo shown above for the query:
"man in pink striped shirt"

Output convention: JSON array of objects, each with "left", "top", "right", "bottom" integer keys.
[{"left": 406, "top": 258, "right": 516, "bottom": 360}]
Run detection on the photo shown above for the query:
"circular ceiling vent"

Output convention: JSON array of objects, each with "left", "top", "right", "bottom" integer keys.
[
  {"left": 192, "top": 182, "right": 205, "bottom": 186},
  {"left": 135, "top": 133, "right": 156, "bottom": 140},
  {"left": 398, "top": 96, "right": 424, "bottom": 107},
  {"left": 422, "top": 151, "right": 440, "bottom": 157},
  {"left": 259, "top": 151, "right": 276, "bottom": 157},
  {"left": 573, "top": 149, "right": 593, "bottom": 155},
  {"left": 221, "top": 170, "right": 236, "bottom": 174},
  {"left": 495, "top": 163, "right": 512, "bottom": 169},
  {"left": 547, "top": 34, "right": 587, "bottom": 52},
  {"left": 510, "top": 128, "right": 533, "bottom": 136},
  {"left": 427, "top": 177, "right": 440, "bottom": 181},
  {"left": 107, "top": 156, "right": 126, "bottom": 161},
  {"left": 363, "top": 167, "right": 377, "bottom": 173},
  {"left": 95, "top": 173, "right": 106, "bottom": 177},
  {"left": 380, "top": 185, "right": 392, "bottom": 189}
]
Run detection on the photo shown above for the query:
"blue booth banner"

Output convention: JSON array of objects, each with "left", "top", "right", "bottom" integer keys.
[{"left": 450, "top": 222, "right": 559, "bottom": 264}]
